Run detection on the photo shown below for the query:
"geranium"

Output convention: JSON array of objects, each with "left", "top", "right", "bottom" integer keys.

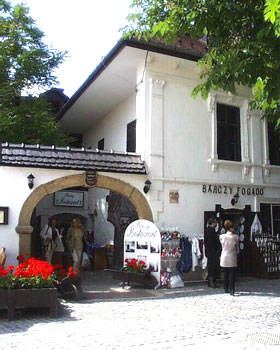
[
  {"left": 124, "top": 258, "right": 147, "bottom": 273},
  {"left": 67, "top": 266, "right": 78, "bottom": 277},
  {"left": 0, "top": 257, "right": 61, "bottom": 289}
]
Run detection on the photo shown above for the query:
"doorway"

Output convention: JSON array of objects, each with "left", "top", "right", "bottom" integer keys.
[{"left": 204, "top": 205, "right": 253, "bottom": 274}]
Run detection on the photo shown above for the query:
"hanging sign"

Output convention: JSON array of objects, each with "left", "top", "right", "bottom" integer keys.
[
  {"left": 124, "top": 219, "right": 161, "bottom": 287},
  {"left": 85, "top": 171, "right": 97, "bottom": 186},
  {"left": 54, "top": 191, "right": 84, "bottom": 207}
]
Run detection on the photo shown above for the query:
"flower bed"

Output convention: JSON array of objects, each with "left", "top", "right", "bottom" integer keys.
[{"left": 0, "top": 256, "right": 78, "bottom": 319}]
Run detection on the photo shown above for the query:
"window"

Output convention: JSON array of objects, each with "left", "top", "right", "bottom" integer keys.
[
  {"left": 126, "top": 120, "right": 136, "bottom": 153},
  {"left": 217, "top": 103, "right": 241, "bottom": 161},
  {"left": 260, "top": 203, "right": 280, "bottom": 236},
  {"left": 97, "top": 138, "right": 104, "bottom": 150},
  {"left": 69, "top": 134, "right": 83, "bottom": 148},
  {"left": 268, "top": 121, "right": 280, "bottom": 165}
]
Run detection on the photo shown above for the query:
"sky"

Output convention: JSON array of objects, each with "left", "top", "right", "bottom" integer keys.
[{"left": 10, "top": 0, "right": 132, "bottom": 98}]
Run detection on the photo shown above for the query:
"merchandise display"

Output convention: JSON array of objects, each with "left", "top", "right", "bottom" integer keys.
[
  {"left": 253, "top": 232, "right": 280, "bottom": 273},
  {"left": 160, "top": 228, "right": 207, "bottom": 287},
  {"left": 160, "top": 229, "right": 182, "bottom": 286}
]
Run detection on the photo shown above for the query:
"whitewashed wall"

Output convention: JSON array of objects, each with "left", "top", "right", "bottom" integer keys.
[
  {"left": 83, "top": 94, "right": 136, "bottom": 151},
  {"left": 135, "top": 54, "right": 280, "bottom": 232},
  {"left": 80, "top": 51, "right": 280, "bottom": 236}
]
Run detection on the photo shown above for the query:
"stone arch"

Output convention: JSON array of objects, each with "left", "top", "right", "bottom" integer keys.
[{"left": 16, "top": 172, "right": 153, "bottom": 256}]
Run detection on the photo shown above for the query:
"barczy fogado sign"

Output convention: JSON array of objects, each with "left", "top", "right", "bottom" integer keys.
[{"left": 202, "top": 184, "right": 264, "bottom": 196}]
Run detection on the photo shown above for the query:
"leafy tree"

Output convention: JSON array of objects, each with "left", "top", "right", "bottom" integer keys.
[
  {"left": 125, "top": 0, "right": 280, "bottom": 124},
  {"left": 0, "top": 0, "right": 73, "bottom": 145}
]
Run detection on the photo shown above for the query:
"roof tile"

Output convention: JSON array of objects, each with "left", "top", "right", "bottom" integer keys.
[{"left": 0, "top": 143, "right": 146, "bottom": 174}]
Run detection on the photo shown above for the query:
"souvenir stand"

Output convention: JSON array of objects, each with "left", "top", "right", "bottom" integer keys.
[
  {"left": 249, "top": 214, "right": 280, "bottom": 279},
  {"left": 159, "top": 227, "right": 207, "bottom": 287},
  {"left": 204, "top": 205, "right": 280, "bottom": 279},
  {"left": 204, "top": 205, "right": 253, "bottom": 275},
  {"left": 160, "top": 229, "right": 182, "bottom": 286},
  {"left": 123, "top": 220, "right": 161, "bottom": 288}
]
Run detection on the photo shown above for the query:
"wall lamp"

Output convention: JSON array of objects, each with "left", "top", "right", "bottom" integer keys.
[
  {"left": 231, "top": 192, "right": 239, "bottom": 206},
  {"left": 27, "top": 174, "right": 35, "bottom": 189},
  {"left": 143, "top": 179, "right": 152, "bottom": 193}
]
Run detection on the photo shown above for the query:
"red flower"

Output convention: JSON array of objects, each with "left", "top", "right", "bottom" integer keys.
[
  {"left": 16, "top": 255, "right": 25, "bottom": 262},
  {"left": 125, "top": 258, "right": 146, "bottom": 273},
  {"left": 67, "top": 266, "right": 78, "bottom": 277}
]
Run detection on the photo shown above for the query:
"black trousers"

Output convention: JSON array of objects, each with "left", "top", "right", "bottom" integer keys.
[
  {"left": 207, "top": 256, "right": 220, "bottom": 282},
  {"left": 223, "top": 267, "right": 236, "bottom": 292}
]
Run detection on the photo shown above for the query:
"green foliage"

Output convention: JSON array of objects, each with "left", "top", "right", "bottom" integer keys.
[
  {"left": 0, "top": 0, "right": 73, "bottom": 145},
  {"left": 125, "top": 0, "right": 280, "bottom": 122}
]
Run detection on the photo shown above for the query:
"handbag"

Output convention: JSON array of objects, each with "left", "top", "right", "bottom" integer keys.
[
  {"left": 42, "top": 225, "right": 51, "bottom": 255},
  {"left": 81, "top": 251, "right": 90, "bottom": 267}
]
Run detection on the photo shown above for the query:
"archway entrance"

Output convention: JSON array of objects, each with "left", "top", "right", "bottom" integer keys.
[{"left": 16, "top": 172, "right": 153, "bottom": 257}]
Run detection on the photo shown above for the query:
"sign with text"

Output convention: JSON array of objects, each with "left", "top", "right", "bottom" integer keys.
[
  {"left": 54, "top": 191, "right": 84, "bottom": 207},
  {"left": 202, "top": 184, "right": 264, "bottom": 196},
  {"left": 124, "top": 219, "right": 161, "bottom": 286}
]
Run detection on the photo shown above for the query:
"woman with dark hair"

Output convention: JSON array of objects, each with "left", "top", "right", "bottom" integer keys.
[
  {"left": 204, "top": 217, "right": 221, "bottom": 288},
  {"left": 220, "top": 220, "right": 239, "bottom": 295},
  {"left": 40, "top": 219, "right": 64, "bottom": 264}
]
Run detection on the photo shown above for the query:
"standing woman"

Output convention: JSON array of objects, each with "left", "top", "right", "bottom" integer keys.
[
  {"left": 40, "top": 219, "right": 64, "bottom": 264},
  {"left": 220, "top": 220, "right": 239, "bottom": 295},
  {"left": 66, "top": 218, "right": 85, "bottom": 271}
]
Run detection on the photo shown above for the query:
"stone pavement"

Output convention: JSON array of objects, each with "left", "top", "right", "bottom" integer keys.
[{"left": 0, "top": 276, "right": 280, "bottom": 350}]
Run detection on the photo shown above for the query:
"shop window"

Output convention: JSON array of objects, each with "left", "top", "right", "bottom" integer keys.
[
  {"left": 97, "top": 138, "right": 104, "bottom": 150},
  {"left": 260, "top": 203, "right": 280, "bottom": 236},
  {"left": 126, "top": 120, "right": 136, "bottom": 153},
  {"left": 272, "top": 205, "right": 280, "bottom": 235},
  {"left": 268, "top": 121, "right": 280, "bottom": 165},
  {"left": 217, "top": 103, "right": 241, "bottom": 161}
]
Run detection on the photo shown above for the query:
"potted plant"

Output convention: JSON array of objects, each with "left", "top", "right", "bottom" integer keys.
[
  {"left": 112, "top": 258, "right": 157, "bottom": 288},
  {"left": 0, "top": 255, "right": 77, "bottom": 320}
]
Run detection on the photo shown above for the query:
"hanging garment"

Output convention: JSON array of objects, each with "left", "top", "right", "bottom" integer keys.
[
  {"left": 191, "top": 237, "right": 201, "bottom": 271},
  {"left": 250, "top": 213, "right": 262, "bottom": 241},
  {"left": 200, "top": 243, "right": 208, "bottom": 269},
  {"left": 176, "top": 237, "right": 192, "bottom": 275}
]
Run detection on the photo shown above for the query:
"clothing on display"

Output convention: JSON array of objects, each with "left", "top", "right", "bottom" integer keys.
[
  {"left": 250, "top": 214, "right": 263, "bottom": 241},
  {"left": 160, "top": 228, "right": 207, "bottom": 287}
]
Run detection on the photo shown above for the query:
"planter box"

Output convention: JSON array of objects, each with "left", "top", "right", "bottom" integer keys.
[
  {"left": 0, "top": 288, "right": 58, "bottom": 320},
  {"left": 110, "top": 270, "right": 157, "bottom": 288}
]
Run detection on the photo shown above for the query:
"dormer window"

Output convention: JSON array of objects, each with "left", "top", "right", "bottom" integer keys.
[
  {"left": 126, "top": 120, "right": 136, "bottom": 153},
  {"left": 98, "top": 138, "right": 104, "bottom": 150}
]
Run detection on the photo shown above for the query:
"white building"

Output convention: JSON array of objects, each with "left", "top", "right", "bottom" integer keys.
[
  {"left": 1, "top": 37, "right": 280, "bottom": 275},
  {"left": 59, "top": 37, "right": 280, "bottom": 231}
]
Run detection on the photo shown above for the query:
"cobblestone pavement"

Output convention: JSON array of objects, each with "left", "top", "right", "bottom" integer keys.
[{"left": 0, "top": 277, "right": 280, "bottom": 350}]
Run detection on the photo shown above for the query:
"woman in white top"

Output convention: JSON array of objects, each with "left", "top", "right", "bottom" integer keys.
[
  {"left": 40, "top": 219, "right": 64, "bottom": 264},
  {"left": 66, "top": 218, "right": 85, "bottom": 271},
  {"left": 220, "top": 220, "right": 239, "bottom": 295}
]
